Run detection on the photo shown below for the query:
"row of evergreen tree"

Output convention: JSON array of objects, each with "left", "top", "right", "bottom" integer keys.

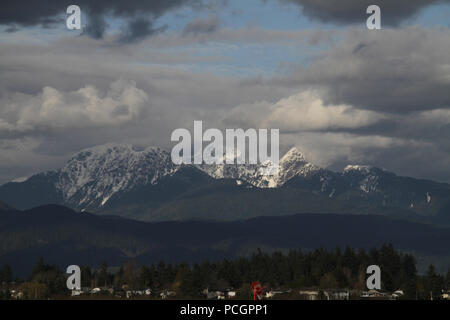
[{"left": 1, "top": 244, "right": 450, "bottom": 299}]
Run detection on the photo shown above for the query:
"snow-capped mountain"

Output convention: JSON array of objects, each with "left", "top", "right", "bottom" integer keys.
[
  {"left": 1, "top": 143, "right": 449, "bottom": 222},
  {"left": 198, "top": 147, "right": 320, "bottom": 188},
  {"left": 275, "top": 147, "right": 321, "bottom": 186},
  {"left": 0, "top": 144, "right": 178, "bottom": 212},
  {"left": 56, "top": 144, "right": 177, "bottom": 210},
  {"left": 56, "top": 144, "right": 320, "bottom": 209},
  {"left": 1, "top": 143, "right": 326, "bottom": 211}
]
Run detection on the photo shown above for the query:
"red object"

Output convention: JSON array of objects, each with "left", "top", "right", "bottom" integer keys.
[{"left": 251, "top": 281, "right": 262, "bottom": 299}]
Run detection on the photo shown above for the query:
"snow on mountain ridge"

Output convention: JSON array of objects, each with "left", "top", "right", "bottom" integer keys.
[
  {"left": 343, "top": 165, "right": 374, "bottom": 174},
  {"left": 280, "top": 147, "right": 307, "bottom": 163},
  {"left": 275, "top": 147, "right": 320, "bottom": 186},
  {"left": 343, "top": 165, "right": 382, "bottom": 193},
  {"left": 56, "top": 143, "right": 177, "bottom": 209},
  {"left": 12, "top": 143, "right": 386, "bottom": 210},
  {"left": 197, "top": 146, "right": 320, "bottom": 188}
]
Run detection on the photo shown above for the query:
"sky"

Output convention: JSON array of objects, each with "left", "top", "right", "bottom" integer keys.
[{"left": 1, "top": 0, "right": 450, "bottom": 184}]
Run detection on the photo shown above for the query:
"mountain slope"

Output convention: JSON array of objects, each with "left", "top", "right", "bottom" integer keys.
[
  {"left": 0, "top": 144, "right": 178, "bottom": 212},
  {"left": 1, "top": 205, "right": 450, "bottom": 276},
  {"left": 285, "top": 164, "right": 450, "bottom": 221},
  {"left": 0, "top": 171, "right": 63, "bottom": 210},
  {"left": 1, "top": 143, "right": 450, "bottom": 223},
  {"left": 58, "top": 144, "right": 177, "bottom": 211}
]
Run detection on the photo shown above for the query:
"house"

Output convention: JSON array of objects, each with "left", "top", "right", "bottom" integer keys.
[
  {"left": 71, "top": 289, "right": 83, "bottom": 296},
  {"left": 10, "top": 289, "right": 23, "bottom": 299},
  {"left": 207, "top": 291, "right": 225, "bottom": 300},
  {"left": 160, "top": 290, "right": 176, "bottom": 299},
  {"left": 299, "top": 290, "right": 320, "bottom": 300},
  {"left": 265, "top": 290, "right": 284, "bottom": 299},
  {"left": 324, "top": 290, "right": 350, "bottom": 300},
  {"left": 361, "top": 289, "right": 387, "bottom": 299},
  {"left": 96, "top": 286, "right": 113, "bottom": 295},
  {"left": 204, "top": 288, "right": 234, "bottom": 300},
  {"left": 90, "top": 288, "right": 101, "bottom": 294},
  {"left": 391, "top": 290, "right": 404, "bottom": 299}
]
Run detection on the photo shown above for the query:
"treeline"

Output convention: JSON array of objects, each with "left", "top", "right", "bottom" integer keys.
[{"left": 1, "top": 244, "right": 450, "bottom": 299}]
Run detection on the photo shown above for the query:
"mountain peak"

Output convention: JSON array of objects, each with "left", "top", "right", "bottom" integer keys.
[
  {"left": 74, "top": 143, "right": 162, "bottom": 155},
  {"left": 11, "top": 176, "right": 29, "bottom": 183},
  {"left": 281, "top": 147, "right": 307, "bottom": 163},
  {"left": 79, "top": 142, "right": 132, "bottom": 152},
  {"left": 57, "top": 143, "right": 176, "bottom": 210},
  {"left": 343, "top": 165, "right": 374, "bottom": 174}
]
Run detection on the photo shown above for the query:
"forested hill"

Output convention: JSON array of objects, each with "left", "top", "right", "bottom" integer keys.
[{"left": 1, "top": 204, "right": 450, "bottom": 276}]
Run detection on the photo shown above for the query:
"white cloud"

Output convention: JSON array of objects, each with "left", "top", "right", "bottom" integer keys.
[
  {"left": 1, "top": 25, "right": 450, "bottom": 184},
  {"left": 262, "top": 90, "right": 384, "bottom": 130},
  {"left": 0, "top": 79, "right": 148, "bottom": 134},
  {"left": 225, "top": 90, "right": 384, "bottom": 131},
  {"left": 417, "top": 108, "right": 450, "bottom": 126}
]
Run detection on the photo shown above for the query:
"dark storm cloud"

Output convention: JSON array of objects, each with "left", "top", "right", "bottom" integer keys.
[
  {"left": 0, "top": 0, "right": 201, "bottom": 40},
  {"left": 82, "top": 14, "right": 108, "bottom": 39},
  {"left": 280, "top": 0, "right": 449, "bottom": 25},
  {"left": 275, "top": 27, "right": 450, "bottom": 114}
]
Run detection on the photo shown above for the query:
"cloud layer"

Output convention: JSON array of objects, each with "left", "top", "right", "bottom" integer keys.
[
  {"left": 0, "top": 80, "right": 148, "bottom": 134},
  {"left": 0, "top": 0, "right": 201, "bottom": 41},
  {"left": 275, "top": 27, "right": 450, "bottom": 114},
  {"left": 225, "top": 90, "right": 384, "bottom": 130},
  {"left": 280, "top": 0, "right": 449, "bottom": 25},
  {"left": 1, "top": 1, "right": 450, "bottom": 185}
]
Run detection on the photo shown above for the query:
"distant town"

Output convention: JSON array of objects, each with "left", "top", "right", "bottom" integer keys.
[{"left": 1, "top": 245, "right": 449, "bottom": 300}]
